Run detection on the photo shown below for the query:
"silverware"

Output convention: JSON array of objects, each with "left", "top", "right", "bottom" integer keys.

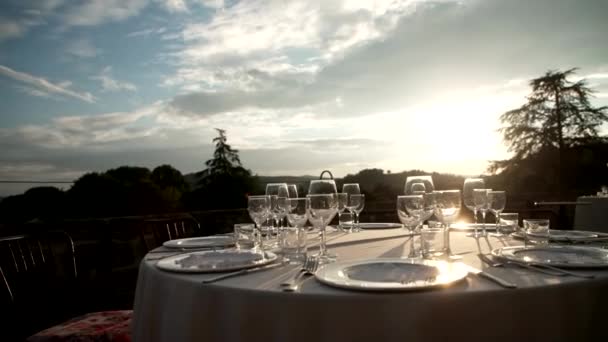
[
  {"left": 478, "top": 253, "right": 595, "bottom": 279},
  {"left": 465, "top": 264, "right": 517, "bottom": 289},
  {"left": 280, "top": 256, "right": 313, "bottom": 287},
  {"left": 477, "top": 253, "right": 564, "bottom": 277},
  {"left": 526, "top": 262, "right": 595, "bottom": 279},
  {"left": 201, "top": 262, "right": 285, "bottom": 284},
  {"left": 282, "top": 257, "right": 319, "bottom": 292}
]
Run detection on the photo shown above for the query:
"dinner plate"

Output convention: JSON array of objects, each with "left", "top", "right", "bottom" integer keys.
[
  {"left": 357, "top": 222, "right": 403, "bottom": 229},
  {"left": 156, "top": 250, "right": 277, "bottom": 273},
  {"left": 492, "top": 245, "right": 608, "bottom": 269},
  {"left": 163, "top": 236, "right": 235, "bottom": 249},
  {"left": 314, "top": 258, "right": 468, "bottom": 291},
  {"left": 510, "top": 230, "right": 603, "bottom": 242}
]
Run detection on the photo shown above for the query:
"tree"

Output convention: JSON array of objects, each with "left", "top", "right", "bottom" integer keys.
[
  {"left": 491, "top": 68, "right": 607, "bottom": 195},
  {"left": 191, "top": 129, "right": 256, "bottom": 209}
]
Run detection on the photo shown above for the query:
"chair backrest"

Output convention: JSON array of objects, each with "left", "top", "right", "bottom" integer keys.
[
  {"left": 142, "top": 214, "right": 201, "bottom": 250},
  {"left": 0, "top": 231, "right": 78, "bottom": 338}
]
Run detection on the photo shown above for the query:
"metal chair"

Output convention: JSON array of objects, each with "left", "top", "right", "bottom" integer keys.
[{"left": 142, "top": 214, "right": 201, "bottom": 250}]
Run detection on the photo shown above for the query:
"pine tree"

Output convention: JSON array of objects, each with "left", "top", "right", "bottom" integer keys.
[{"left": 491, "top": 68, "right": 607, "bottom": 195}]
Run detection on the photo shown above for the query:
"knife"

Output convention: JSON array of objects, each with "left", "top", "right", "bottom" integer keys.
[
  {"left": 201, "top": 262, "right": 285, "bottom": 284},
  {"left": 465, "top": 264, "right": 517, "bottom": 289}
]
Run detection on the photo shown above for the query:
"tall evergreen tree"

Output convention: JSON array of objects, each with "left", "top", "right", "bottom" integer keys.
[
  {"left": 491, "top": 68, "right": 607, "bottom": 195},
  {"left": 192, "top": 128, "right": 256, "bottom": 209}
]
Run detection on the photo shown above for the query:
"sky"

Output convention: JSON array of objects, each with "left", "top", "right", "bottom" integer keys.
[{"left": 0, "top": 0, "right": 607, "bottom": 196}]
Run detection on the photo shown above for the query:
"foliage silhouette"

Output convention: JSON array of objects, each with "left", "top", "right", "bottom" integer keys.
[
  {"left": 187, "top": 129, "right": 257, "bottom": 210},
  {"left": 490, "top": 68, "right": 607, "bottom": 196}
]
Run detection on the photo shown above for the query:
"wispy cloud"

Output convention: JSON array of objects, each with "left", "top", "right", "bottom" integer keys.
[
  {"left": 0, "top": 18, "right": 26, "bottom": 41},
  {"left": 155, "top": 0, "right": 189, "bottom": 13},
  {"left": 91, "top": 66, "right": 137, "bottom": 92},
  {"left": 62, "top": 0, "right": 148, "bottom": 27},
  {"left": 65, "top": 38, "right": 102, "bottom": 58},
  {"left": 126, "top": 26, "right": 167, "bottom": 38},
  {"left": 0, "top": 65, "right": 96, "bottom": 103}
]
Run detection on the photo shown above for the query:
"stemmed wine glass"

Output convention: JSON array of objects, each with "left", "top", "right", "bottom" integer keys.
[
  {"left": 342, "top": 183, "right": 361, "bottom": 231},
  {"left": 488, "top": 191, "right": 507, "bottom": 237},
  {"left": 397, "top": 195, "right": 424, "bottom": 258},
  {"left": 404, "top": 176, "right": 434, "bottom": 194},
  {"left": 307, "top": 193, "right": 338, "bottom": 264},
  {"left": 336, "top": 193, "right": 348, "bottom": 232},
  {"left": 287, "top": 184, "right": 298, "bottom": 198},
  {"left": 349, "top": 194, "right": 365, "bottom": 232},
  {"left": 247, "top": 195, "right": 270, "bottom": 254},
  {"left": 266, "top": 183, "right": 289, "bottom": 231},
  {"left": 473, "top": 189, "right": 491, "bottom": 237},
  {"left": 435, "top": 190, "right": 461, "bottom": 260},
  {"left": 463, "top": 178, "right": 485, "bottom": 237}
]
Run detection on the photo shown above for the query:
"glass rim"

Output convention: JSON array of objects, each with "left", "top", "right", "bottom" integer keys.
[
  {"left": 248, "top": 195, "right": 270, "bottom": 199},
  {"left": 397, "top": 194, "right": 423, "bottom": 199},
  {"left": 523, "top": 218, "right": 549, "bottom": 222}
]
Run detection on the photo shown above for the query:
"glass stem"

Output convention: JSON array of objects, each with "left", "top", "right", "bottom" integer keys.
[
  {"left": 355, "top": 213, "right": 360, "bottom": 232},
  {"left": 444, "top": 223, "right": 452, "bottom": 256},
  {"left": 481, "top": 211, "right": 487, "bottom": 235},
  {"left": 473, "top": 209, "right": 478, "bottom": 237},
  {"left": 495, "top": 211, "right": 500, "bottom": 235},
  {"left": 319, "top": 225, "right": 327, "bottom": 256}
]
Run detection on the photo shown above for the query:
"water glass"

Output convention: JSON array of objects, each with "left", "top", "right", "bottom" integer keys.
[
  {"left": 421, "top": 227, "right": 445, "bottom": 259},
  {"left": 339, "top": 211, "right": 354, "bottom": 231},
  {"left": 524, "top": 219, "right": 550, "bottom": 246},
  {"left": 498, "top": 213, "right": 519, "bottom": 235},
  {"left": 280, "top": 227, "right": 307, "bottom": 264},
  {"left": 234, "top": 223, "right": 258, "bottom": 250}
]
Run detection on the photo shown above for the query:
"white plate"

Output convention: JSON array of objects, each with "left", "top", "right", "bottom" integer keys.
[
  {"left": 156, "top": 250, "right": 277, "bottom": 273},
  {"left": 492, "top": 246, "right": 608, "bottom": 269},
  {"left": 314, "top": 258, "right": 468, "bottom": 291},
  {"left": 163, "top": 236, "right": 235, "bottom": 249},
  {"left": 358, "top": 223, "right": 403, "bottom": 229},
  {"left": 510, "top": 230, "right": 603, "bottom": 242}
]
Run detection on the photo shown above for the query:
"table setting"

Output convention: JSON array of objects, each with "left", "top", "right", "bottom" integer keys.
[{"left": 132, "top": 175, "right": 608, "bottom": 342}]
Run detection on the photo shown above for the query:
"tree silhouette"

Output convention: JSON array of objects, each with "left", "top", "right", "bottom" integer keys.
[
  {"left": 190, "top": 129, "right": 256, "bottom": 209},
  {"left": 491, "top": 68, "right": 607, "bottom": 195}
]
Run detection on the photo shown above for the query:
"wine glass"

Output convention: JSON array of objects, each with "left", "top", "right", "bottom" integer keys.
[
  {"left": 336, "top": 193, "right": 348, "bottom": 232},
  {"left": 287, "top": 184, "right": 298, "bottom": 198},
  {"left": 397, "top": 195, "right": 424, "bottom": 258},
  {"left": 435, "top": 190, "right": 461, "bottom": 259},
  {"left": 463, "top": 178, "right": 485, "bottom": 237},
  {"left": 287, "top": 197, "right": 310, "bottom": 228},
  {"left": 266, "top": 183, "right": 289, "bottom": 231},
  {"left": 419, "top": 191, "right": 437, "bottom": 226},
  {"left": 404, "top": 176, "right": 434, "bottom": 194},
  {"left": 342, "top": 183, "right": 361, "bottom": 230},
  {"left": 308, "top": 179, "right": 337, "bottom": 195},
  {"left": 408, "top": 182, "right": 426, "bottom": 194},
  {"left": 349, "top": 194, "right": 365, "bottom": 232},
  {"left": 488, "top": 191, "right": 507, "bottom": 237},
  {"left": 247, "top": 195, "right": 270, "bottom": 254},
  {"left": 307, "top": 193, "right": 338, "bottom": 264},
  {"left": 473, "top": 189, "right": 491, "bottom": 237}
]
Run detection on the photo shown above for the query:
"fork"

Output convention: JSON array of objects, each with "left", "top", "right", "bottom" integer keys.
[
  {"left": 280, "top": 257, "right": 312, "bottom": 287},
  {"left": 477, "top": 253, "right": 563, "bottom": 276},
  {"left": 282, "top": 257, "right": 319, "bottom": 292},
  {"left": 477, "top": 253, "right": 594, "bottom": 278}
]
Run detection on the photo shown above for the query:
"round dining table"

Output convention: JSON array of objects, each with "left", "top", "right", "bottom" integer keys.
[{"left": 132, "top": 227, "right": 608, "bottom": 342}]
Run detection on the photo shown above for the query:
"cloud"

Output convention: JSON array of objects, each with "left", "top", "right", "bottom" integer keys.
[
  {"left": 62, "top": 0, "right": 148, "bottom": 27},
  {"left": 165, "top": 0, "right": 608, "bottom": 119},
  {"left": 155, "top": 0, "right": 188, "bottom": 13},
  {"left": 91, "top": 66, "right": 137, "bottom": 92},
  {"left": 0, "top": 18, "right": 26, "bottom": 41},
  {"left": 66, "top": 38, "right": 102, "bottom": 58},
  {"left": 0, "top": 65, "right": 96, "bottom": 103}
]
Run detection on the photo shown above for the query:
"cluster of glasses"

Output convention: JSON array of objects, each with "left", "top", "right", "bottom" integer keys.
[
  {"left": 246, "top": 178, "right": 366, "bottom": 265},
  {"left": 462, "top": 178, "right": 508, "bottom": 237},
  {"left": 397, "top": 176, "right": 463, "bottom": 260}
]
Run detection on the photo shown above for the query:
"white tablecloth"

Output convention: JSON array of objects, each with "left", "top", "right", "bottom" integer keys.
[
  {"left": 574, "top": 196, "right": 608, "bottom": 232},
  {"left": 132, "top": 229, "right": 608, "bottom": 342}
]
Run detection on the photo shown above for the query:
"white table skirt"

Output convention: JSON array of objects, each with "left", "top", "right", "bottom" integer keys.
[
  {"left": 574, "top": 196, "right": 608, "bottom": 232},
  {"left": 132, "top": 229, "right": 608, "bottom": 342}
]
